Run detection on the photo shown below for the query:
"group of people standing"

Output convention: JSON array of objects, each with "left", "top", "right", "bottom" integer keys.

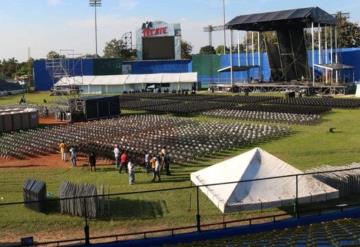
[
  {"left": 114, "top": 145, "right": 171, "bottom": 185},
  {"left": 58, "top": 141, "right": 172, "bottom": 185},
  {"left": 59, "top": 140, "right": 78, "bottom": 167},
  {"left": 59, "top": 140, "right": 98, "bottom": 172}
]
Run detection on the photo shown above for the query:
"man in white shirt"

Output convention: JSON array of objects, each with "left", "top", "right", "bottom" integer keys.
[
  {"left": 114, "top": 144, "right": 120, "bottom": 169},
  {"left": 69, "top": 146, "right": 77, "bottom": 167},
  {"left": 128, "top": 160, "right": 135, "bottom": 185},
  {"left": 144, "top": 151, "right": 150, "bottom": 172}
]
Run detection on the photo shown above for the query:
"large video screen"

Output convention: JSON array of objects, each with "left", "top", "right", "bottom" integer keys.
[{"left": 142, "top": 37, "right": 175, "bottom": 60}]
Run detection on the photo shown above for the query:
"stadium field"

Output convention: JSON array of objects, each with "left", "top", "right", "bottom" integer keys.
[{"left": 1, "top": 93, "right": 360, "bottom": 243}]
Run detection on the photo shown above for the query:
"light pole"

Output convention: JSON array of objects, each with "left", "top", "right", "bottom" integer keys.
[
  {"left": 89, "top": 0, "right": 102, "bottom": 57},
  {"left": 222, "top": 0, "right": 227, "bottom": 54}
]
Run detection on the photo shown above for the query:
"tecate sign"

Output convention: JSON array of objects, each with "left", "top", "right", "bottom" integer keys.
[{"left": 143, "top": 27, "right": 168, "bottom": 37}]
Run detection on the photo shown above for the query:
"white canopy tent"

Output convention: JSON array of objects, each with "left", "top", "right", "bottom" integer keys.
[
  {"left": 55, "top": 73, "right": 198, "bottom": 86},
  {"left": 54, "top": 73, "right": 198, "bottom": 94},
  {"left": 356, "top": 84, "right": 360, "bottom": 98},
  {"left": 191, "top": 148, "right": 338, "bottom": 213}
]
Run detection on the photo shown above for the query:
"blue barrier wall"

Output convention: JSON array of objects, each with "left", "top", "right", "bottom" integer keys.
[
  {"left": 34, "top": 59, "right": 192, "bottom": 91},
  {"left": 216, "top": 52, "right": 271, "bottom": 84},
  {"left": 197, "top": 48, "right": 360, "bottom": 88},
  {"left": 123, "top": 59, "right": 191, "bottom": 74},
  {"left": 34, "top": 59, "right": 94, "bottom": 91}
]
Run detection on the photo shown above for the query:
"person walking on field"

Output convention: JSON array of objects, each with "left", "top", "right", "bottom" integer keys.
[
  {"left": 69, "top": 146, "right": 77, "bottom": 167},
  {"left": 128, "top": 159, "right": 136, "bottom": 185},
  {"left": 119, "top": 150, "right": 129, "bottom": 174},
  {"left": 89, "top": 152, "right": 96, "bottom": 172},
  {"left": 144, "top": 150, "right": 150, "bottom": 173},
  {"left": 151, "top": 156, "right": 161, "bottom": 182},
  {"left": 164, "top": 153, "right": 171, "bottom": 175},
  {"left": 114, "top": 144, "right": 120, "bottom": 169},
  {"left": 59, "top": 140, "right": 67, "bottom": 162},
  {"left": 161, "top": 146, "right": 166, "bottom": 156}
]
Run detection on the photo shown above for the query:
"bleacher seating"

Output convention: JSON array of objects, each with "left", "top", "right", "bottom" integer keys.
[
  {"left": 168, "top": 218, "right": 360, "bottom": 247},
  {"left": 0, "top": 79, "right": 24, "bottom": 95}
]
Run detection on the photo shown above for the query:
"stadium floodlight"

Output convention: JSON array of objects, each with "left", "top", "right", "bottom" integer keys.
[{"left": 89, "top": 0, "right": 102, "bottom": 56}]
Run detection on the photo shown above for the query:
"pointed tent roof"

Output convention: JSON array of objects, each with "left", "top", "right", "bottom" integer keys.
[{"left": 191, "top": 148, "right": 338, "bottom": 213}]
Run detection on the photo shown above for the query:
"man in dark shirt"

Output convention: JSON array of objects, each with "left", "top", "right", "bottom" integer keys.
[{"left": 89, "top": 152, "right": 96, "bottom": 172}]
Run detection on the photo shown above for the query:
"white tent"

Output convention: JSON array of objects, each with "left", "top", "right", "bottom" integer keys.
[
  {"left": 54, "top": 73, "right": 198, "bottom": 94},
  {"left": 191, "top": 148, "right": 338, "bottom": 213},
  {"left": 55, "top": 73, "right": 198, "bottom": 86},
  {"left": 356, "top": 84, "right": 360, "bottom": 98}
]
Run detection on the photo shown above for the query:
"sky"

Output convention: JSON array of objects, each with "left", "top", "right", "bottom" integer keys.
[{"left": 0, "top": 0, "right": 359, "bottom": 61}]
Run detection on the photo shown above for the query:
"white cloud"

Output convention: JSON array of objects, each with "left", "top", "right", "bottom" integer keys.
[
  {"left": 118, "top": 0, "right": 139, "bottom": 10},
  {"left": 47, "top": 0, "right": 63, "bottom": 6}
]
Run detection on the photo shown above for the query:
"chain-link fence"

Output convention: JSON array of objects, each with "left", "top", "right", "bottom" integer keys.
[{"left": 1, "top": 166, "right": 360, "bottom": 246}]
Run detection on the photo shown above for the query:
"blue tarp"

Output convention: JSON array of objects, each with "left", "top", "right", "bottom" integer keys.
[{"left": 34, "top": 59, "right": 94, "bottom": 91}]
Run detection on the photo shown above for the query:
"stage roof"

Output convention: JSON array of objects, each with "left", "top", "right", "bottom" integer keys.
[{"left": 227, "top": 7, "right": 336, "bottom": 31}]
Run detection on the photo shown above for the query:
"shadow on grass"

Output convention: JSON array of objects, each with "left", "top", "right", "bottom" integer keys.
[
  {"left": 100, "top": 198, "right": 169, "bottom": 220},
  {"left": 41, "top": 199, "right": 61, "bottom": 215},
  {"left": 0, "top": 243, "right": 20, "bottom": 247},
  {"left": 41, "top": 197, "right": 169, "bottom": 220}
]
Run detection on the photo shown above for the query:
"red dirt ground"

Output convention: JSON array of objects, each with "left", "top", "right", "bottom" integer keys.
[
  {"left": 0, "top": 154, "right": 113, "bottom": 169},
  {"left": 39, "top": 116, "right": 68, "bottom": 126}
]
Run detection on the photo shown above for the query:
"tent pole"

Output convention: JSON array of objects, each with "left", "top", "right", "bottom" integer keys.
[
  {"left": 230, "top": 29, "right": 234, "bottom": 87},
  {"left": 325, "top": 68, "right": 328, "bottom": 85},
  {"left": 330, "top": 26, "right": 333, "bottom": 84},
  {"left": 258, "top": 32, "right": 261, "bottom": 81},
  {"left": 312, "top": 22, "right": 315, "bottom": 86},
  {"left": 237, "top": 31, "right": 241, "bottom": 66},
  {"left": 196, "top": 186, "right": 201, "bottom": 232},
  {"left": 325, "top": 26, "right": 328, "bottom": 64},
  {"left": 330, "top": 26, "right": 333, "bottom": 64},
  {"left": 252, "top": 31, "right": 255, "bottom": 66},
  {"left": 295, "top": 175, "right": 299, "bottom": 218},
  {"left": 246, "top": 31, "right": 249, "bottom": 66},
  {"left": 318, "top": 23, "right": 322, "bottom": 65},
  {"left": 222, "top": 0, "right": 227, "bottom": 55},
  {"left": 335, "top": 26, "right": 339, "bottom": 84},
  {"left": 353, "top": 71, "right": 355, "bottom": 84}
]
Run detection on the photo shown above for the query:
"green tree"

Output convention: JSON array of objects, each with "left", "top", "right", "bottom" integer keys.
[
  {"left": 199, "top": 45, "right": 216, "bottom": 55},
  {"left": 181, "top": 40, "right": 193, "bottom": 59},
  {"left": 103, "top": 39, "right": 136, "bottom": 60},
  {"left": 0, "top": 58, "right": 18, "bottom": 79},
  {"left": 336, "top": 13, "right": 360, "bottom": 48},
  {"left": 215, "top": 45, "right": 230, "bottom": 55},
  {"left": 46, "top": 51, "right": 65, "bottom": 59}
]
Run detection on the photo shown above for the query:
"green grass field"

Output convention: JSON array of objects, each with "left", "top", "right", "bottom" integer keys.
[
  {"left": 1, "top": 92, "right": 360, "bottom": 242},
  {"left": 0, "top": 91, "right": 54, "bottom": 106}
]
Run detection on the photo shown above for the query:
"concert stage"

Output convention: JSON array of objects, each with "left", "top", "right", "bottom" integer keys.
[{"left": 213, "top": 82, "right": 348, "bottom": 95}]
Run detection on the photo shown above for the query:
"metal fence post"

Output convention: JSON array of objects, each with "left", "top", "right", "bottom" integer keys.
[
  {"left": 84, "top": 198, "right": 90, "bottom": 245},
  {"left": 295, "top": 175, "right": 299, "bottom": 218},
  {"left": 196, "top": 186, "right": 201, "bottom": 232}
]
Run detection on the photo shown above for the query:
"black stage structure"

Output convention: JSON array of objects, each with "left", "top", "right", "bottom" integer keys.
[
  {"left": 69, "top": 95, "right": 121, "bottom": 122},
  {"left": 221, "top": 7, "right": 351, "bottom": 94}
]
